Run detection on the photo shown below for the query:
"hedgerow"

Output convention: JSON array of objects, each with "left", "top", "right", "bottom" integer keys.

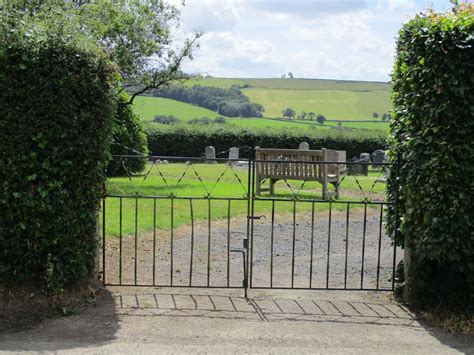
[
  {"left": 387, "top": 4, "right": 474, "bottom": 309},
  {"left": 0, "top": 13, "right": 117, "bottom": 291},
  {"left": 146, "top": 125, "right": 387, "bottom": 158},
  {"left": 108, "top": 93, "right": 148, "bottom": 176}
]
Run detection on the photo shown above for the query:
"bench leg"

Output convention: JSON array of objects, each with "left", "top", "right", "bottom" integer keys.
[
  {"left": 334, "top": 182, "right": 340, "bottom": 199},
  {"left": 256, "top": 178, "right": 261, "bottom": 195},
  {"left": 322, "top": 181, "right": 328, "bottom": 200},
  {"left": 270, "top": 179, "right": 276, "bottom": 196}
]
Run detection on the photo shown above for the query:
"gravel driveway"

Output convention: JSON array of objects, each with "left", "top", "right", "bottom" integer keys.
[{"left": 104, "top": 208, "right": 402, "bottom": 291}]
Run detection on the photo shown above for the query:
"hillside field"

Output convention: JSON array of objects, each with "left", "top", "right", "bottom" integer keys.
[
  {"left": 133, "top": 78, "right": 392, "bottom": 131},
  {"left": 133, "top": 96, "right": 225, "bottom": 129}
]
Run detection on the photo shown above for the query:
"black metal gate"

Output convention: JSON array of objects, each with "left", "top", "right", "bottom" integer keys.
[{"left": 100, "top": 153, "right": 401, "bottom": 293}]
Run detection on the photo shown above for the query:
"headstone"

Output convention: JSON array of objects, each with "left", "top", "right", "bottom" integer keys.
[
  {"left": 229, "top": 147, "right": 239, "bottom": 160},
  {"left": 337, "top": 150, "right": 347, "bottom": 172},
  {"left": 228, "top": 147, "right": 242, "bottom": 165},
  {"left": 299, "top": 142, "right": 310, "bottom": 150},
  {"left": 371, "top": 149, "right": 386, "bottom": 168},
  {"left": 360, "top": 153, "right": 371, "bottom": 162},
  {"left": 347, "top": 157, "right": 368, "bottom": 176},
  {"left": 205, "top": 146, "right": 216, "bottom": 163}
]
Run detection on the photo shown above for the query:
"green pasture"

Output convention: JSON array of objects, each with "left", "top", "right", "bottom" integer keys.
[
  {"left": 227, "top": 117, "right": 330, "bottom": 130},
  {"left": 132, "top": 78, "right": 393, "bottom": 130},
  {"left": 228, "top": 117, "right": 388, "bottom": 131},
  {"left": 244, "top": 78, "right": 391, "bottom": 91},
  {"left": 242, "top": 87, "right": 391, "bottom": 120},
  {"left": 133, "top": 96, "right": 223, "bottom": 128},
  {"left": 102, "top": 163, "right": 387, "bottom": 237},
  {"left": 185, "top": 77, "right": 246, "bottom": 89}
]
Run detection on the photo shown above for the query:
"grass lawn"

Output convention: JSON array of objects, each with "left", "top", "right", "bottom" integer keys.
[{"left": 102, "top": 162, "right": 387, "bottom": 237}]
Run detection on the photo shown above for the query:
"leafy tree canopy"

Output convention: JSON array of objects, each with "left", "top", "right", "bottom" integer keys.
[{"left": 2, "top": 0, "right": 200, "bottom": 104}]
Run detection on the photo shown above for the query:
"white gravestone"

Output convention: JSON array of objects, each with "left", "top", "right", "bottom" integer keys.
[{"left": 205, "top": 146, "right": 217, "bottom": 163}]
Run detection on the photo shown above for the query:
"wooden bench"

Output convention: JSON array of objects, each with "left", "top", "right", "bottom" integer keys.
[{"left": 255, "top": 147, "right": 344, "bottom": 199}]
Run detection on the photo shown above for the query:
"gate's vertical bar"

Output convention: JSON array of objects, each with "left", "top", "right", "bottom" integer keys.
[
  {"left": 207, "top": 198, "right": 211, "bottom": 287},
  {"left": 291, "top": 200, "right": 297, "bottom": 288},
  {"left": 189, "top": 199, "right": 194, "bottom": 287},
  {"left": 249, "top": 154, "right": 256, "bottom": 289},
  {"left": 309, "top": 201, "right": 315, "bottom": 288},
  {"left": 376, "top": 204, "right": 383, "bottom": 290},
  {"left": 170, "top": 197, "right": 174, "bottom": 286},
  {"left": 344, "top": 203, "right": 350, "bottom": 289},
  {"left": 102, "top": 196, "right": 106, "bottom": 285},
  {"left": 326, "top": 201, "right": 332, "bottom": 289},
  {"left": 227, "top": 200, "right": 231, "bottom": 287},
  {"left": 392, "top": 155, "right": 401, "bottom": 291},
  {"left": 134, "top": 196, "right": 138, "bottom": 285},
  {"left": 360, "top": 203, "right": 368, "bottom": 289},
  {"left": 270, "top": 200, "right": 275, "bottom": 288},
  {"left": 119, "top": 197, "right": 123, "bottom": 285},
  {"left": 152, "top": 198, "right": 156, "bottom": 286}
]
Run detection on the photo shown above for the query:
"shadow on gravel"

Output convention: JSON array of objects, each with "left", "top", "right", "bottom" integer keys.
[
  {"left": 114, "top": 291, "right": 418, "bottom": 327},
  {"left": 0, "top": 288, "right": 120, "bottom": 353},
  {"left": 0, "top": 289, "right": 471, "bottom": 353}
]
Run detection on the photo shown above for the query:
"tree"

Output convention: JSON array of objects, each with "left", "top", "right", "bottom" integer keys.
[
  {"left": 308, "top": 112, "right": 315, "bottom": 120},
  {"left": 108, "top": 93, "right": 149, "bottom": 176},
  {"left": 382, "top": 113, "right": 392, "bottom": 121},
  {"left": 316, "top": 114, "right": 326, "bottom": 125},
  {"left": 373, "top": 112, "right": 379, "bottom": 119},
  {"left": 300, "top": 111, "right": 307, "bottom": 120},
  {"left": 10, "top": 1, "right": 201, "bottom": 176},
  {"left": 11, "top": 1, "right": 200, "bottom": 105},
  {"left": 282, "top": 107, "right": 296, "bottom": 119},
  {"left": 288, "top": 72, "right": 294, "bottom": 79}
]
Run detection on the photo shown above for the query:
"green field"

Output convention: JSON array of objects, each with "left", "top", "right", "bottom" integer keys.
[
  {"left": 103, "top": 162, "right": 387, "bottom": 236},
  {"left": 133, "top": 96, "right": 224, "bottom": 129},
  {"left": 243, "top": 87, "right": 391, "bottom": 120},
  {"left": 132, "top": 77, "right": 392, "bottom": 131},
  {"left": 228, "top": 117, "right": 388, "bottom": 131}
]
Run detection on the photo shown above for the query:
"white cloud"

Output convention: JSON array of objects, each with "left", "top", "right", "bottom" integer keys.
[
  {"left": 173, "top": 0, "right": 443, "bottom": 81},
  {"left": 178, "top": 0, "right": 240, "bottom": 32},
  {"left": 377, "top": 0, "right": 417, "bottom": 11},
  {"left": 184, "top": 32, "right": 278, "bottom": 77},
  {"left": 245, "top": 0, "right": 367, "bottom": 18}
]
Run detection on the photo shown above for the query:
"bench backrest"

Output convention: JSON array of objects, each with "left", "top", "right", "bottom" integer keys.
[{"left": 255, "top": 147, "right": 330, "bottom": 180}]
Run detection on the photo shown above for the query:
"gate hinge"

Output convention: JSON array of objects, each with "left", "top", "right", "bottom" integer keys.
[{"left": 243, "top": 238, "right": 248, "bottom": 249}]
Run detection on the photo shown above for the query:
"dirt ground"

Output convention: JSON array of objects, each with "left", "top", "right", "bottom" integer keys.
[
  {"left": 1, "top": 212, "right": 471, "bottom": 353},
  {"left": 102, "top": 210, "right": 402, "bottom": 291}
]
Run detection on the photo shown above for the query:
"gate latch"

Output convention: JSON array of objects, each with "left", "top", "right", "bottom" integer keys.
[{"left": 247, "top": 215, "right": 265, "bottom": 220}]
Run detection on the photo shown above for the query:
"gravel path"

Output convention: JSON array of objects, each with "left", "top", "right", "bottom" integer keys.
[{"left": 104, "top": 209, "right": 402, "bottom": 290}]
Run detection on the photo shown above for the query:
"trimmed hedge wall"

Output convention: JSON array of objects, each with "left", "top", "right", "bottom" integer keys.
[
  {"left": 146, "top": 126, "right": 387, "bottom": 158},
  {"left": 0, "top": 26, "right": 117, "bottom": 291},
  {"left": 387, "top": 5, "right": 474, "bottom": 309}
]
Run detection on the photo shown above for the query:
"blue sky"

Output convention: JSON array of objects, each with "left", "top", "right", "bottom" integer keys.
[{"left": 168, "top": 0, "right": 459, "bottom": 81}]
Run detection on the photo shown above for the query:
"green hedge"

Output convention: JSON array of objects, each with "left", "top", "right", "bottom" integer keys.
[
  {"left": 387, "top": 5, "right": 474, "bottom": 309},
  {"left": 146, "top": 125, "right": 387, "bottom": 158},
  {"left": 107, "top": 92, "right": 148, "bottom": 176},
  {"left": 0, "top": 22, "right": 117, "bottom": 291}
]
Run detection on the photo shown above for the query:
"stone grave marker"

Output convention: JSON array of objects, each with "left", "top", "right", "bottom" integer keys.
[
  {"left": 205, "top": 146, "right": 217, "bottom": 163},
  {"left": 299, "top": 142, "right": 310, "bottom": 150}
]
